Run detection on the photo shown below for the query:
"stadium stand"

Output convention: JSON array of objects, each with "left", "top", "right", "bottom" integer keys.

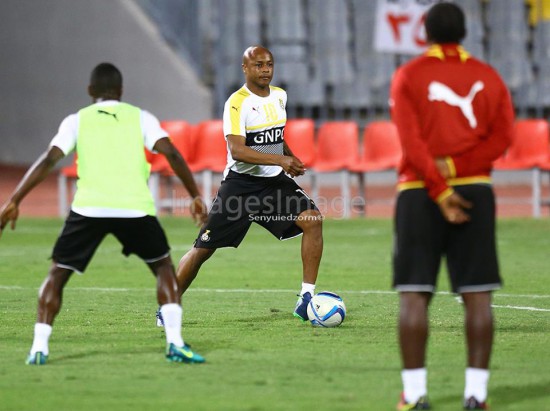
[
  {"left": 36, "top": 1, "right": 550, "bottom": 218},
  {"left": 134, "top": 0, "right": 550, "bottom": 121}
]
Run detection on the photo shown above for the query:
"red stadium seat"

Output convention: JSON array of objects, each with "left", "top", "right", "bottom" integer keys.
[
  {"left": 350, "top": 121, "right": 402, "bottom": 215},
  {"left": 351, "top": 121, "right": 402, "bottom": 172},
  {"left": 148, "top": 120, "right": 197, "bottom": 212},
  {"left": 312, "top": 121, "right": 359, "bottom": 218},
  {"left": 494, "top": 119, "right": 550, "bottom": 217},
  {"left": 284, "top": 118, "right": 316, "bottom": 168},
  {"left": 191, "top": 120, "right": 227, "bottom": 207}
]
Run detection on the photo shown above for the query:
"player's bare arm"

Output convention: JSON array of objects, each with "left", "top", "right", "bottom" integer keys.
[
  {"left": 0, "top": 146, "right": 64, "bottom": 236},
  {"left": 227, "top": 134, "right": 305, "bottom": 177},
  {"left": 153, "top": 137, "right": 207, "bottom": 225}
]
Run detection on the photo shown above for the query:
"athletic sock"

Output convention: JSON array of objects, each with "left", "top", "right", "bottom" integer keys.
[
  {"left": 402, "top": 368, "right": 428, "bottom": 404},
  {"left": 464, "top": 367, "right": 489, "bottom": 402},
  {"left": 300, "top": 282, "right": 315, "bottom": 297},
  {"left": 160, "top": 304, "right": 184, "bottom": 347},
  {"left": 30, "top": 323, "right": 52, "bottom": 355}
]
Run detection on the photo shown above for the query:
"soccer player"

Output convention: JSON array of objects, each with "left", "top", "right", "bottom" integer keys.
[
  {"left": 389, "top": 3, "right": 514, "bottom": 410},
  {"left": 0, "top": 63, "right": 208, "bottom": 365},
  {"left": 171, "top": 45, "right": 323, "bottom": 322}
]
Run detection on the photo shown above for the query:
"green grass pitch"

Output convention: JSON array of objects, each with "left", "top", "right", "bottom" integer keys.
[{"left": 0, "top": 217, "right": 549, "bottom": 411}]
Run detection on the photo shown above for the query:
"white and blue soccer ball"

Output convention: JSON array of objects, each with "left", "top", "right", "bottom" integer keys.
[{"left": 306, "top": 291, "right": 346, "bottom": 327}]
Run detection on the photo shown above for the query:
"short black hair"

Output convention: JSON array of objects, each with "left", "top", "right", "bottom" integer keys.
[
  {"left": 89, "top": 62, "right": 122, "bottom": 95},
  {"left": 425, "top": 2, "right": 466, "bottom": 44}
]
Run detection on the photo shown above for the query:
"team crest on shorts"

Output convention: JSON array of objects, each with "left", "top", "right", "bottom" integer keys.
[{"left": 201, "top": 230, "right": 211, "bottom": 242}]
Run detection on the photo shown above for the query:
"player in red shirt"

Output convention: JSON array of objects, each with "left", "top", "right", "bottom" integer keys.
[{"left": 390, "top": 3, "right": 514, "bottom": 410}]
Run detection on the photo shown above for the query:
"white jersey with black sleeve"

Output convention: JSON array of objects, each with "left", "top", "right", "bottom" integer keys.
[{"left": 222, "top": 84, "right": 287, "bottom": 178}]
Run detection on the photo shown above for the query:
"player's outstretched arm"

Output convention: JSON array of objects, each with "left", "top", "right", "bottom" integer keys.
[
  {"left": 0, "top": 146, "right": 64, "bottom": 237},
  {"left": 153, "top": 137, "right": 207, "bottom": 225}
]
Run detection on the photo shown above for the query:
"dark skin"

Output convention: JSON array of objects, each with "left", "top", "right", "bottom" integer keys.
[
  {"left": 0, "top": 85, "right": 207, "bottom": 325},
  {"left": 175, "top": 46, "right": 323, "bottom": 297}
]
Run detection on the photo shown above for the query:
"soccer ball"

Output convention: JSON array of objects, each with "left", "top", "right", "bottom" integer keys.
[{"left": 306, "top": 291, "right": 346, "bottom": 327}]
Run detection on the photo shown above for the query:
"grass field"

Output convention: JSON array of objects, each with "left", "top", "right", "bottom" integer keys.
[{"left": 0, "top": 217, "right": 549, "bottom": 411}]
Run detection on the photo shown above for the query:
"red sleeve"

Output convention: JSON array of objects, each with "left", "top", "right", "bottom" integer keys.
[
  {"left": 451, "top": 79, "right": 515, "bottom": 176},
  {"left": 390, "top": 68, "right": 450, "bottom": 202}
]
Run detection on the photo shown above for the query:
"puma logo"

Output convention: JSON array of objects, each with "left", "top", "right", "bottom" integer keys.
[
  {"left": 97, "top": 110, "right": 118, "bottom": 121},
  {"left": 232, "top": 106, "right": 239, "bottom": 112},
  {"left": 428, "top": 81, "right": 484, "bottom": 128}
]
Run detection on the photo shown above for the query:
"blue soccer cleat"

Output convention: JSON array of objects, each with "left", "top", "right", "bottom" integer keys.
[
  {"left": 165, "top": 343, "right": 205, "bottom": 364},
  {"left": 293, "top": 292, "right": 312, "bottom": 321},
  {"left": 26, "top": 351, "right": 48, "bottom": 365}
]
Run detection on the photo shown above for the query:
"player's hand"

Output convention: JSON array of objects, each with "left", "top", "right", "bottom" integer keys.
[
  {"left": 438, "top": 191, "right": 472, "bottom": 224},
  {"left": 280, "top": 156, "right": 305, "bottom": 177},
  {"left": 0, "top": 200, "right": 19, "bottom": 238},
  {"left": 435, "top": 157, "right": 451, "bottom": 179},
  {"left": 189, "top": 197, "right": 208, "bottom": 227}
]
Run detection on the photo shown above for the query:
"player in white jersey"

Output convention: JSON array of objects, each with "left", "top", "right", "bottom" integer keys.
[{"left": 172, "top": 46, "right": 323, "bottom": 322}]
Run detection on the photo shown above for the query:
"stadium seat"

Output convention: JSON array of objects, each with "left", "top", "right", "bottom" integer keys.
[
  {"left": 494, "top": 119, "right": 550, "bottom": 217},
  {"left": 284, "top": 118, "right": 317, "bottom": 192},
  {"left": 57, "top": 154, "right": 78, "bottom": 217},
  {"left": 350, "top": 121, "right": 402, "bottom": 215},
  {"left": 312, "top": 121, "right": 360, "bottom": 218},
  {"left": 192, "top": 119, "right": 227, "bottom": 207},
  {"left": 148, "top": 120, "right": 197, "bottom": 212},
  {"left": 284, "top": 119, "right": 316, "bottom": 168}
]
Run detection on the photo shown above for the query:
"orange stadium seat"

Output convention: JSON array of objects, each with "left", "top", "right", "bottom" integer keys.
[
  {"left": 284, "top": 118, "right": 317, "bottom": 193},
  {"left": 494, "top": 119, "right": 550, "bottom": 217},
  {"left": 192, "top": 119, "right": 227, "bottom": 207},
  {"left": 350, "top": 121, "right": 402, "bottom": 216},
  {"left": 148, "top": 120, "right": 197, "bottom": 212},
  {"left": 312, "top": 121, "right": 359, "bottom": 218},
  {"left": 284, "top": 118, "right": 316, "bottom": 168}
]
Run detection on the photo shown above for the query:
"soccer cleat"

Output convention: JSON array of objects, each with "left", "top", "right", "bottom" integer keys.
[
  {"left": 293, "top": 292, "right": 312, "bottom": 321},
  {"left": 25, "top": 351, "right": 48, "bottom": 365},
  {"left": 463, "top": 396, "right": 489, "bottom": 410},
  {"left": 397, "top": 393, "right": 431, "bottom": 410},
  {"left": 156, "top": 307, "right": 164, "bottom": 327},
  {"left": 165, "top": 343, "right": 205, "bottom": 364}
]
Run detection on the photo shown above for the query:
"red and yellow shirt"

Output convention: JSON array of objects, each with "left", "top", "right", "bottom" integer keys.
[{"left": 389, "top": 44, "right": 515, "bottom": 202}]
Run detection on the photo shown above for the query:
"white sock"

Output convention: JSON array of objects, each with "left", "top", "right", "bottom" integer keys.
[
  {"left": 402, "top": 368, "right": 427, "bottom": 403},
  {"left": 30, "top": 323, "right": 52, "bottom": 355},
  {"left": 300, "top": 282, "right": 315, "bottom": 296},
  {"left": 160, "top": 304, "right": 184, "bottom": 347},
  {"left": 464, "top": 367, "right": 489, "bottom": 402}
]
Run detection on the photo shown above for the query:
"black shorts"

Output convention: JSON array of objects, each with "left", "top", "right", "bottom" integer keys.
[
  {"left": 195, "top": 171, "right": 319, "bottom": 248},
  {"left": 392, "top": 184, "right": 501, "bottom": 294},
  {"left": 52, "top": 211, "right": 171, "bottom": 273}
]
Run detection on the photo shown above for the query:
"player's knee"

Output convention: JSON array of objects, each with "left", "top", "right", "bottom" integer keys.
[{"left": 296, "top": 210, "right": 323, "bottom": 231}]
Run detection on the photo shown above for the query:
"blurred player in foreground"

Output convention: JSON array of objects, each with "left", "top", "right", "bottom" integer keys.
[
  {"left": 389, "top": 3, "right": 514, "bottom": 410},
  {"left": 0, "top": 63, "right": 208, "bottom": 365}
]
